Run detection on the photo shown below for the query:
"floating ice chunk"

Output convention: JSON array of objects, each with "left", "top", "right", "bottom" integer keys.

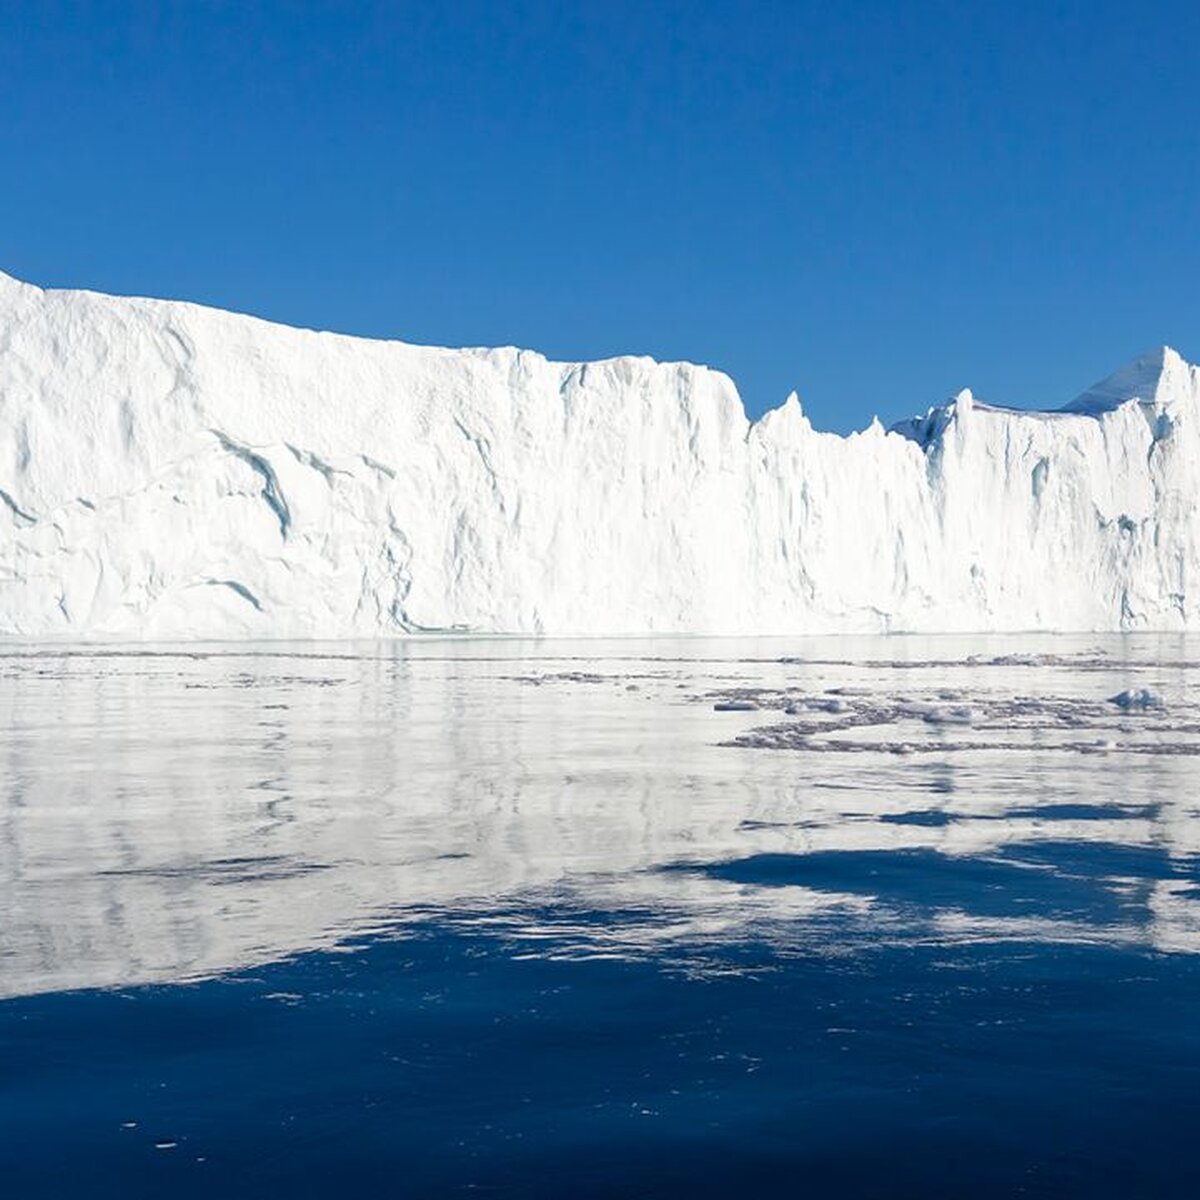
[
  {"left": 923, "top": 705, "right": 975, "bottom": 726},
  {"left": 1108, "top": 688, "right": 1164, "bottom": 711},
  {"left": 897, "top": 700, "right": 975, "bottom": 724},
  {"left": 714, "top": 701, "right": 758, "bottom": 712},
  {"left": 784, "top": 696, "right": 850, "bottom": 715}
]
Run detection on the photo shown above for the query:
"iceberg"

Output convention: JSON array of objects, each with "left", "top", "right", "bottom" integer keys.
[{"left": 0, "top": 269, "right": 1198, "bottom": 637}]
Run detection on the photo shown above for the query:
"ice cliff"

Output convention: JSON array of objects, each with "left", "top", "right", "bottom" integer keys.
[{"left": 1, "top": 269, "right": 1198, "bottom": 637}]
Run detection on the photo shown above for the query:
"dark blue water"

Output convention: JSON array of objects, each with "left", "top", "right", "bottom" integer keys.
[
  {"left": 2, "top": 640, "right": 1199, "bottom": 1195},
  {"left": 4, "top": 907, "right": 1199, "bottom": 1196}
]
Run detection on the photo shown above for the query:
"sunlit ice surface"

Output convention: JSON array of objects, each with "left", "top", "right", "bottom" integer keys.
[{"left": 2, "top": 635, "right": 1199, "bottom": 1196}]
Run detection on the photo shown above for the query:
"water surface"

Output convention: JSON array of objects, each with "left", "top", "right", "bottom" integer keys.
[{"left": 1, "top": 636, "right": 1198, "bottom": 1195}]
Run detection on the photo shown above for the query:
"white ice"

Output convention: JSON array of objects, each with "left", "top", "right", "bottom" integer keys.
[{"left": 2, "top": 270, "right": 1199, "bottom": 636}]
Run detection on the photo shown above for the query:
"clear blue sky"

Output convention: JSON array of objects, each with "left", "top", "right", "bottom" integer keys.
[{"left": 2, "top": 1, "right": 1199, "bottom": 431}]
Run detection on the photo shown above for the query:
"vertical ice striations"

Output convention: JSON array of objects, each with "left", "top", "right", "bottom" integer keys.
[{"left": 0, "top": 269, "right": 1198, "bottom": 636}]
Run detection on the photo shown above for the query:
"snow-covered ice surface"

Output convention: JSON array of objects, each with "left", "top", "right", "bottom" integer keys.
[{"left": 3, "top": 269, "right": 1200, "bottom": 636}]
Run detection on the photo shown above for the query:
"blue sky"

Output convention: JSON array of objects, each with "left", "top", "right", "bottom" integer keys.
[{"left": 2, "top": 0, "right": 1199, "bottom": 430}]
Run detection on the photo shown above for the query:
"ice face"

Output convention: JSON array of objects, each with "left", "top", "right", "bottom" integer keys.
[{"left": 1, "top": 269, "right": 1198, "bottom": 636}]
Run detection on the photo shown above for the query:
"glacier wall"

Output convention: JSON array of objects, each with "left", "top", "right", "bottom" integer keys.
[{"left": 1, "top": 269, "right": 1198, "bottom": 637}]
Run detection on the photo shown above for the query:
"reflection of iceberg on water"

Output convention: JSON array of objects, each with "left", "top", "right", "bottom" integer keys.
[{"left": 3, "top": 641, "right": 1200, "bottom": 999}]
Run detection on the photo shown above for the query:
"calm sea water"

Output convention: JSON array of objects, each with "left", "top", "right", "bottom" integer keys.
[{"left": 1, "top": 636, "right": 1199, "bottom": 1197}]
